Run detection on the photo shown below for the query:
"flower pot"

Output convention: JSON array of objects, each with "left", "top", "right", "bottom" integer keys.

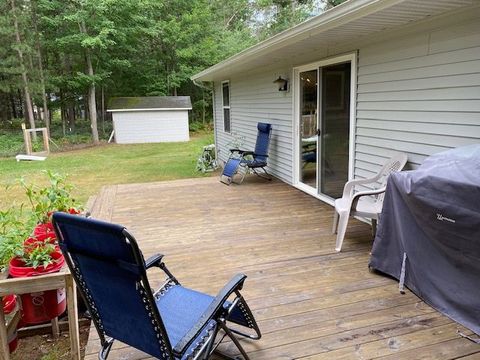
[
  {"left": 7, "top": 333, "right": 17, "bottom": 354},
  {"left": 3, "top": 295, "right": 18, "bottom": 353},
  {"left": 2, "top": 295, "right": 16, "bottom": 315},
  {"left": 9, "top": 251, "right": 66, "bottom": 325},
  {"left": 33, "top": 222, "right": 56, "bottom": 243}
]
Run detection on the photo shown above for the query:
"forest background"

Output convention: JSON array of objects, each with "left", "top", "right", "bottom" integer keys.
[{"left": 0, "top": 0, "right": 346, "bottom": 155}]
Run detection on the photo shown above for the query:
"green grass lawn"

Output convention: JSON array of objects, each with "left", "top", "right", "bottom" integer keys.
[{"left": 0, "top": 132, "right": 216, "bottom": 209}]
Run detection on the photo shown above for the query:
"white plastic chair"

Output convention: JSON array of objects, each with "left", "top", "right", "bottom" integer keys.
[{"left": 332, "top": 152, "right": 408, "bottom": 252}]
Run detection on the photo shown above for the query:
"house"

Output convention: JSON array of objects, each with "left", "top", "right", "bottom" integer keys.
[
  {"left": 107, "top": 96, "right": 191, "bottom": 144},
  {"left": 192, "top": 0, "right": 480, "bottom": 204}
]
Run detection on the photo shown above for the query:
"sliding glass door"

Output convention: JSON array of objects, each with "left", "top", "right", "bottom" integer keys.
[
  {"left": 319, "top": 62, "right": 351, "bottom": 199},
  {"left": 296, "top": 57, "right": 353, "bottom": 200}
]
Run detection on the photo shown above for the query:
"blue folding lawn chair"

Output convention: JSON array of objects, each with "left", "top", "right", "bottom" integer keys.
[
  {"left": 220, "top": 123, "right": 272, "bottom": 185},
  {"left": 52, "top": 212, "right": 261, "bottom": 360}
]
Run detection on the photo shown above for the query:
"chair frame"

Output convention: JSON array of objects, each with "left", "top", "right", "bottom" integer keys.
[
  {"left": 228, "top": 149, "right": 272, "bottom": 183},
  {"left": 332, "top": 153, "right": 408, "bottom": 252},
  {"left": 221, "top": 123, "right": 273, "bottom": 185},
  {"left": 53, "top": 217, "right": 261, "bottom": 360}
]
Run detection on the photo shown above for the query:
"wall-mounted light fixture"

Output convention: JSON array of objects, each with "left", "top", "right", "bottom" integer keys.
[{"left": 273, "top": 76, "right": 288, "bottom": 92}]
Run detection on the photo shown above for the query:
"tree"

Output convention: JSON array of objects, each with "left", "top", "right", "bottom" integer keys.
[
  {"left": 31, "top": 0, "right": 50, "bottom": 132},
  {"left": 0, "top": 0, "right": 338, "bottom": 144},
  {"left": 9, "top": 0, "right": 36, "bottom": 139}
]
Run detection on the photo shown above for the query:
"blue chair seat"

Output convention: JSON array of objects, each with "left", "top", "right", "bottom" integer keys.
[
  {"left": 242, "top": 159, "right": 267, "bottom": 168},
  {"left": 223, "top": 158, "right": 242, "bottom": 178},
  {"left": 156, "top": 285, "right": 214, "bottom": 348}
]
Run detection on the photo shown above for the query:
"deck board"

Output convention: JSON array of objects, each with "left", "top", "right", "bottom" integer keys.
[{"left": 84, "top": 176, "right": 479, "bottom": 359}]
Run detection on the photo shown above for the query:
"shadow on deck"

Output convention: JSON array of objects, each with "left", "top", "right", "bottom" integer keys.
[{"left": 84, "top": 176, "right": 479, "bottom": 360}]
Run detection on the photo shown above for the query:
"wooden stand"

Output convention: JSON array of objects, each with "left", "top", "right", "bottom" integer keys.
[
  {"left": 0, "top": 266, "right": 80, "bottom": 360},
  {"left": 21, "top": 124, "right": 50, "bottom": 156}
]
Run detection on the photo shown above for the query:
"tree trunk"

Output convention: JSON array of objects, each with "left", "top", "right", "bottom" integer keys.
[
  {"left": 10, "top": 0, "right": 36, "bottom": 140},
  {"left": 31, "top": 0, "right": 49, "bottom": 134},
  {"left": 60, "top": 90, "right": 66, "bottom": 136},
  {"left": 202, "top": 88, "right": 206, "bottom": 125},
  {"left": 68, "top": 104, "right": 76, "bottom": 132},
  {"left": 79, "top": 20, "right": 99, "bottom": 144},
  {"left": 17, "top": 89, "right": 23, "bottom": 118},
  {"left": 10, "top": 93, "right": 17, "bottom": 119},
  {"left": 87, "top": 74, "right": 98, "bottom": 143}
]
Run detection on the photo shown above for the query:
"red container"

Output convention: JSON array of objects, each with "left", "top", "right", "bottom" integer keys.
[
  {"left": 9, "top": 251, "right": 66, "bottom": 325},
  {"left": 8, "top": 334, "right": 17, "bottom": 353},
  {"left": 2, "top": 295, "right": 16, "bottom": 315},
  {"left": 33, "top": 223, "right": 56, "bottom": 243},
  {"left": 3, "top": 295, "right": 18, "bottom": 353}
]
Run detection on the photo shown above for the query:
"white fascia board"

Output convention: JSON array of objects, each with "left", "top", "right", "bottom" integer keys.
[
  {"left": 107, "top": 108, "right": 192, "bottom": 112},
  {"left": 192, "top": 0, "right": 409, "bottom": 82}
]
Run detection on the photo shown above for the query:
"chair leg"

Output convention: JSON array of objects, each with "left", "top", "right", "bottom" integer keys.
[
  {"left": 98, "top": 338, "right": 114, "bottom": 360},
  {"left": 332, "top": 210, "right": 339, "bottom": 234},
  {"left": 251, "top": 167, "right": 272, "bottom": 181},
  {"left": 335, "top": 212, "right": 350, "bottom": 252},
  {"left": 218, "top": 323, "right": 251, "bottom": 360},
  {"left": 371, "top": 219, "right": 377, "bottom": 237}
]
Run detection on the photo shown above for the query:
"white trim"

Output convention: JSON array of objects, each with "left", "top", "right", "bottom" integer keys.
[
  {"left": 107, "top": 108, "right": 192, "bottom": 112},
  {"left": 212, "top": 83, "right": 219, "bottom": 160},
  {"left": 295, "top": 183, "right": 335, "bottom": 206},
  {"left": 192, "top": 0, "right": 411, "bottom": 81},
  {"left": 292, "top": 52, "right": 357, "bottom": 200},
  {"left": 221, "top": 80, "right": 231, "bottom": 133},
  {"left": 348, "top": 52, "right": 358, "bottom": 182}
]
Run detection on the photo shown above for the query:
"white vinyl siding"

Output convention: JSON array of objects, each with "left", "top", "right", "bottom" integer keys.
[
  {"left": 355, "top": 15, "right": 480, "bottom": 179},
  {"left": 112, "top": 110, "right": 189, "bottom": 144},
  {"left": 212, "top": 7, "right": 480, "bottom": 191},
  {"left": 214, "top": 66, "right": 293, "bottom": 183}
]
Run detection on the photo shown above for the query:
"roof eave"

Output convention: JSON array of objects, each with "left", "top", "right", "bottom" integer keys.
[
  {"left": 192, "top": 0, "right": 408, "bottom": 82},
  {"left": 107, "top": 108, "right": 192, "bottom": 112}
]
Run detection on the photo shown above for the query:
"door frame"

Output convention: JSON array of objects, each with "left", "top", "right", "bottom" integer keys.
[{"left": 292, "top": 52, "right": 357, "bottom": 205}]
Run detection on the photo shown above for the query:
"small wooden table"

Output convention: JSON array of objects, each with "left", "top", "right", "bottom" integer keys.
[{"left": 0, "top": 266, "right": 80, "bottom": 360}]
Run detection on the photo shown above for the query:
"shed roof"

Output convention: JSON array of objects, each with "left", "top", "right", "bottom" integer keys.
[
  {"left": 108, "top": 96, "right": 192, "bottom": 112},
  {"left": 192, "top": 0, "right": 476, "bottom": 82}
]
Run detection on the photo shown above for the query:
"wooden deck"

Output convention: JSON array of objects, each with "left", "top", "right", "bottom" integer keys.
[{"left": 84, "top": 177, "right": 480, "bottom": 360}]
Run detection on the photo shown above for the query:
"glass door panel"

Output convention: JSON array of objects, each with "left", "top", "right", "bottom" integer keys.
[
  {"left": 319, "top": 62, "right": 351, "bottom": 198},
  {"left": 299, "top": 70, "right": 318, "bottom": 189}
]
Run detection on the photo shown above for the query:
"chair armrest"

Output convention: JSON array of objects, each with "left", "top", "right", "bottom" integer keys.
[
  {"left": 352, "top": 187, "right": 386, "bottom": 200},
  {"left": 241, "top": 151, "right": 255, "bottom": 156},
  {"left": 341, "top": 176, "right": 383, "bottom": 199},
  {"left": 145, "top": 253, "right": 164, "bottom": 269},
  {"left": 173, "top": 274, "right": 247, "bottom": 355},
  {"left": 145, "top": 254, "right": 178, "bottom": 284},
  {"left": 351, "top": 187, "right": 386, "bottom": 209},
  {"left": 230, "top": 148, "right": 248, "bottom": 154}
]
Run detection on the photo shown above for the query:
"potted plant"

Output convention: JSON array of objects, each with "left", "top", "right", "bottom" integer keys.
[
  {"left": 0, "top": 207, "right": 32, "bottom": 272},
  {"left": 8, "top": 241, "right": 66, "bottom": 325},
  {"left": 20, "top": 171, "right": 81, "bottom": 243}
]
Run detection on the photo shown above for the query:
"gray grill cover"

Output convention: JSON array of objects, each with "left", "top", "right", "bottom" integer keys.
[{"left": 369, "top": 145, "right": 480, "bottom": 335}]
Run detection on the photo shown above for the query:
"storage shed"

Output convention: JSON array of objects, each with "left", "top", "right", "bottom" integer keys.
[{"left": 107, "top": 96, "right": 191, "bottom": 144}]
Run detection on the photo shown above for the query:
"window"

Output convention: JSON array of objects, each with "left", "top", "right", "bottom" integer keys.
[{"left": 222, "top": 81, "right": 231, "bottom": 133}]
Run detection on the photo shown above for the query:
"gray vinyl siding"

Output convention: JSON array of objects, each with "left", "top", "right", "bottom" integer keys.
[
  {"left": 355, "top": 15, "right": 480, "bottom": 179},
  {"left": 214, "top": 65, "right": 293, "bottom": 183}
]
